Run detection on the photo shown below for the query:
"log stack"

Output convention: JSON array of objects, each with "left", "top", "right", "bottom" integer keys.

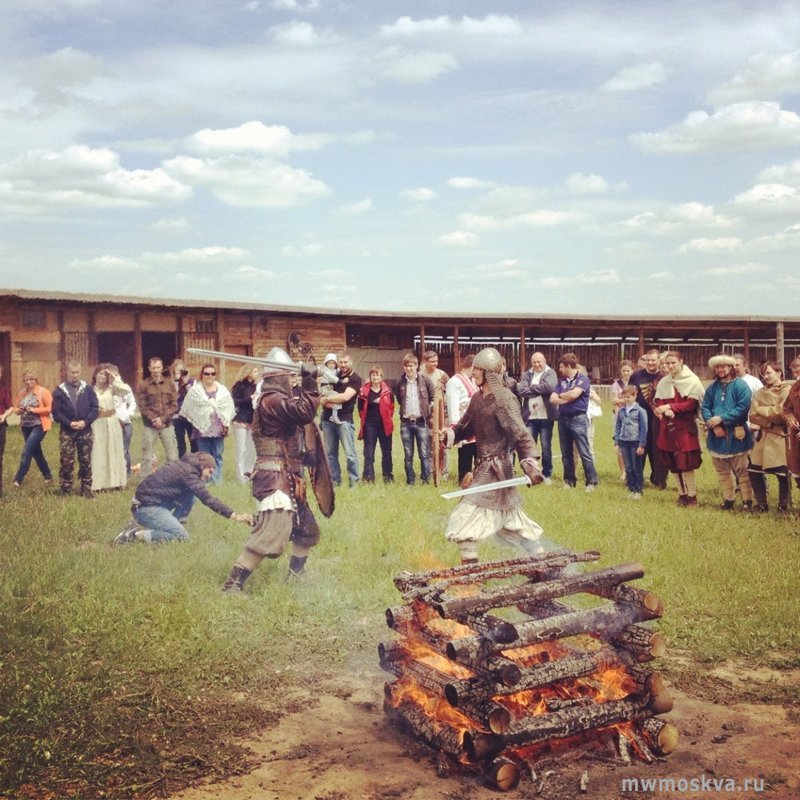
[{"left": 380, "top": 549, "right": 677, "bottom": 791}]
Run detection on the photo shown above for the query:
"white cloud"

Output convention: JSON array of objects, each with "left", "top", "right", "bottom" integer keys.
[
  {"left": 676, "top": 237, "right": 742, "bottom": 255},
  {"left": 707, "top": 51, "right": 800, "bottom": 105},
  {"left": 702, "top": 262, "right": 770, "bottom": 276},
  {"left": 648, "top": 271, "right": 674, "bottom": 281},
  {"left": 71, "top": 246, "right": 249, "bottom": 271},
  {"left": 379, "top": 48, "right": 458, "bottom": 83},
  {"left": 437, "top": 231, "right": 481, "bottom": 247},
  {"left": 758, "top": 159, "right": 800, "bottom": 186},
  {"left": 541, "top": 269, "right": 620, "bottom": 288},
  {"left": 460, "top": 209, "right": 583, "bottom": 231},
  {"left": 380, "top": 15, "right": 522, "bottom": 38},
  {"left": 186, "top": 121, "right": 330, "bottom": 156},
  {"left": 270, "top": 21, "right": 322, "bottom": 47},
  {"left": 153, "top": 217, "right": 190, "bottom": 233},
  {"left": 749, "top": 223, "right": 800, "bottom": 252},
  {"left": 243, "top": 2, "right": 260, "bottom": 12},
  {"left": 235, "top": 265, "right": 280, "bottom": 279},
  {"left": 564, "top": 172, "right": 609, "bottom": 194},
  {"left": 600, "top": 62, "right": 669, "bottom": 93},
  {"left": 616, "top": 202, "right": 733, "bottom": 234},
  {"left": 448, "top": 176, "right": 497, "bottom": 190},
  {"left": 163, "top": 154, "right": 329, "bottom": 208},
  {"left": 399, "top": 187, "right": 437, "bottom": 202},
  {"left": 631, "top": 101, "right": 800, "bottom": 154},
  {"left": 733, "top": 182, "right": 800, "bottom": 212},
  {"left": 0, "top": 145, "right": 191, "bottom": 213},
  {"left": 270, "top": 0, "right": 321, "bottom": 11},
  {"left": 337, "top": 198, "right": 372, "bottom": 215},
  {"left": 280, "top": 243, "right": 322, "bottom": 257}
]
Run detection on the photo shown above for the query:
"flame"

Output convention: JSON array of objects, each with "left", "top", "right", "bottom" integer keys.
[{"left": 388, "top": 677, "right": 474, "bottom": 735}]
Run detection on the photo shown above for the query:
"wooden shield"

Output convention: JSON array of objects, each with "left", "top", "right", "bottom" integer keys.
[
  {"left": 432, "top": 386, "right": 446, "bottom": 487},
  {"left": 304, "top": 422, "right": 335, "bottom": 517}
]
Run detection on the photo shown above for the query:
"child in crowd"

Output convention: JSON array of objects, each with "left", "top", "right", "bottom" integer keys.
[
  {"left": 320, "top": 353, "right": 341, "bottom": 424},
  {"left": 614, "top": 385, "right": 648, "bottom": 499}
]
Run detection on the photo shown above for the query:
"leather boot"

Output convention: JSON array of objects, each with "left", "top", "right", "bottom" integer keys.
[
  {"left": 221, "top": 564, "right": 252, "bottom": 593},
  {"left": 288, "top": 555, "right": 307, "bottom": 577}
]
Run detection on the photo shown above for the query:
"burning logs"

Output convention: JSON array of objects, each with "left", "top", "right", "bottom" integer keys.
[{"left": 381, "top": 550, "right": 676, "bottom": 791}]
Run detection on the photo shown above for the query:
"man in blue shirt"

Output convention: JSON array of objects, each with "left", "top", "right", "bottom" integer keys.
[{"left": 550, "top": 353, "right": 599, "bottom": 491}]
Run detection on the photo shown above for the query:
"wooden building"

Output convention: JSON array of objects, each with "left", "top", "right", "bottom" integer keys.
[{"left": 1, "top": 289, "right": 799, "bottom": 390}]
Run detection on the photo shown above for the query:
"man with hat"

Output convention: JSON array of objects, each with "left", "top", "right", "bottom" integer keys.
[
  {"left": 701, "top": 353, "right": 754, "bottom": 510},
  {"left": 113, "top": 451, "right": 252, "bottom": 544},
  {"left": 442, "top": 347, "right": 544, "bottom": 564},
  {"left": 221, "top": 347, "right": 328, "bottom": 590}
]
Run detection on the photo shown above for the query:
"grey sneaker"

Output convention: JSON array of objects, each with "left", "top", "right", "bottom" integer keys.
[{"left": 113, "top": 520, "right": 140, "bottom": 545}]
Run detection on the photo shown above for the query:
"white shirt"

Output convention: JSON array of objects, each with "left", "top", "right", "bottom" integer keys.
[{"left": 526, "top": 369, "right": 548, "bottom": 420}]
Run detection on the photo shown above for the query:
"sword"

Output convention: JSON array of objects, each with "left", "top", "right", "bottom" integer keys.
[
  {"left": 441, "top": 475, "right": 531, "bottom": 499},
  {"left": 185, "top": 347, "right": 337, "bottom": 382}
]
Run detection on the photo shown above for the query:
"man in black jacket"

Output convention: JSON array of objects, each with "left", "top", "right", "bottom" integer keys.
[
  {"left": 52, "top": 361, "right": 99, "bottom": 498},
  {"left": 114, "top": 452, "right": 251, "bottom": 544}
]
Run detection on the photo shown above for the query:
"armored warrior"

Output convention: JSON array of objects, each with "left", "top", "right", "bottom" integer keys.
[
  {"left": 443, "top": 347, "right": 545, "bottom": 564},
  {"left": 221, "top": 347, "right": 331, "bottom": 591}
]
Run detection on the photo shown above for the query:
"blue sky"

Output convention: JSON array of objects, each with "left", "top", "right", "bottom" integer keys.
[{"left": 1, "top": 1, "right": 800, "bottom": 315}]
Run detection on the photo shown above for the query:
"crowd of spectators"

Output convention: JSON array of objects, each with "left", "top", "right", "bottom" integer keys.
[{"left": 1, "top": 348, "right": 798, "bottom": 518}]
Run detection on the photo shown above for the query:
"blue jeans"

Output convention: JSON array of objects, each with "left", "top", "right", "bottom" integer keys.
[
  {"left": 362, "top": 421, "right": 393, "bottom": 482},
  {"left": 133, "top": 490, "right": 195, "bottom": 542},
  {"left": 557, "top": 414, "right": 599, "bottom": 487},
  {"left": 321, "top": 419, "right": 359, "bottom": 486},
  {"left": 400, "top": 420, "right": 432, "bottom": 484},
  {"left": 526, "top": 419, "right": 554, "bottom": 478},
  {"left": 173, "top": 416, "right": 196, "bottom": 459},
  {"left": 14, "top": 425, "right": 54, "bottom": 484},
  {"left": 195, "top": 436, "right": 225, "bottom": 483},
  {"left": 619, "top": 442, "right": 645, "bottom": 494}
]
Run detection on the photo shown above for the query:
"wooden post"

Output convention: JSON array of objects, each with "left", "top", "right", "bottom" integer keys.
[
  {"left": 520, "top": 326, "right": 526, "bottom": 373},
  {"left": 742, "top": 326, "right": 750, "bottom": 364},
  {"left": 420, "top": 324, "right": 425, "bottom": 360},
  {"left": 216, "top": 309, "right": 226, "bottom": 383},
  {"left": 454, "top": 325, "right": 460, "bottom": 372},
  {"left": 134, "top": 312, "right": 143, "bottom": 385},
  {"left": 638, "top": 328, "right": 645, "bottom": 360},
  {"left": 776, "top": 321, "right": 785, "bottom": 368}
]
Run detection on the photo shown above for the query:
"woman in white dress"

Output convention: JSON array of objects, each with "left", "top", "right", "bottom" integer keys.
[{"left": 91, "top": 363, "right": 131, "bottom": 491}]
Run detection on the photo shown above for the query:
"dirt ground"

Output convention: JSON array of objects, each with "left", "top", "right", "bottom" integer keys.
[{"left": 171, "top": 662, "right": 800, "bottom": 800}]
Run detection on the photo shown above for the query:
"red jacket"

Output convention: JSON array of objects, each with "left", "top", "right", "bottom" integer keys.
[{"left": 357, "top": 381, "right": 394, "bottom": 439}]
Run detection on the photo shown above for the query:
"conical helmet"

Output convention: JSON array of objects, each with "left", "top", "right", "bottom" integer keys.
[
  {"left": 262, "top": 347, "right": 296, "bottom": 375},
  {"left": 473, "top": 347, "right": 504, "bottom": 374}
]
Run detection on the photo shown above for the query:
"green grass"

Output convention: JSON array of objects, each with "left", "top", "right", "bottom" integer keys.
[{"left": 1, "top": 411, "right": 799, "bottom": 797}]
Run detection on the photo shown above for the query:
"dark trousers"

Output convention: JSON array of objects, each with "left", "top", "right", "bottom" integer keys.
[
  {"left": 748, "top": 464, "right": 791, "bottom": 510},
  {"left": 173, "top": 416, "right": 197, "bottom": 459},
  {"left": 645, "top": 415, "right": 668, "bottom": 488},
  {"left": 457, "top": 442, "right": 476, "bottom": 483},
  {"left": 362, "top": 421, "right": 393, "bottom": 482}
]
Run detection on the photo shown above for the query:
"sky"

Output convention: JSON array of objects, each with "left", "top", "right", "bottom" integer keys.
[{"left": 1, "top": 1, "right": 800, "bottom": 316}]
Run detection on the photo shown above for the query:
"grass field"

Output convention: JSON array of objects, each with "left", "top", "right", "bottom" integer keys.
[{"left": 1, "top": 410, "right": 798, "bottom": 798}]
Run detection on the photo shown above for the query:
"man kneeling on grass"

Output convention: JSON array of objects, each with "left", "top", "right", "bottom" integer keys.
[{"left": 114, "top": 452, "right": 252, "bottom": 544}]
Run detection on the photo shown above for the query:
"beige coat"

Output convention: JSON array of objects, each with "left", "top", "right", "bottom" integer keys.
[{"left": 749, "top": 382, "right": 791, "bottom": 470}]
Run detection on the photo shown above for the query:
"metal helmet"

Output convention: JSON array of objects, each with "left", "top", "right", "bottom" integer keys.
[
  {"left": 473, "top": 347, "right": 504, "bottom": 374},
  {"left": 262, "top": 346, "right": 296, "bottom": 375}
]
